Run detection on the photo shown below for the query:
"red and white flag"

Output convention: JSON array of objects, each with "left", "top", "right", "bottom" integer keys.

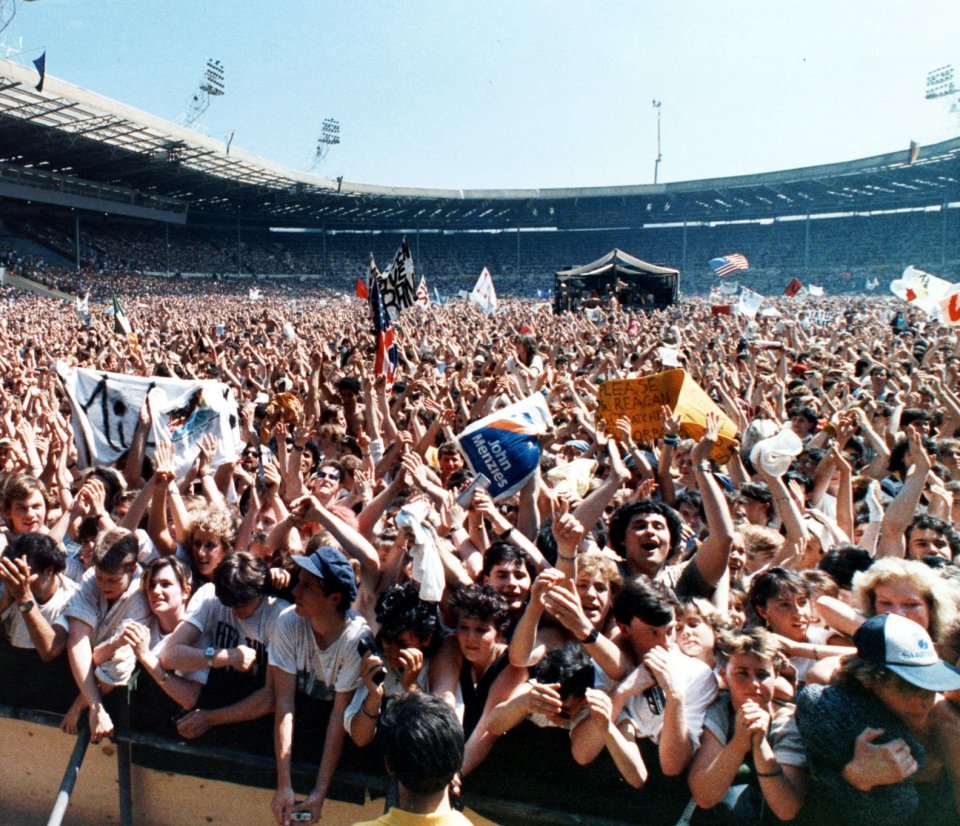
[
  {"left": 470, "top": 267, "right": 497, "bottom": 314},
  {"left": 415, "top": 276, "right": 430, "bottom": 307}
]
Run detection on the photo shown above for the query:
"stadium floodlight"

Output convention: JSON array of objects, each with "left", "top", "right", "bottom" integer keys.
[
  {"left": 926, "top": 65, "right": 956, "bottom": 99},
  {"left": 183, "top": 58, "right": 226, "bottom": 128},
  {"left": 310, "top": 118, "right": 341, "bottom": 167},
  {"left": 652, "top": 100, "right": 663, "bottom": 184}
]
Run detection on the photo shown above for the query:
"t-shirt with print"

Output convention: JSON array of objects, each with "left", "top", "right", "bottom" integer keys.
[
  {"left": 268, "top": 607, "right": 368, "bottom": 701},
  {"left": 183, "top": 582, "right": 289, "bottom": 684}
]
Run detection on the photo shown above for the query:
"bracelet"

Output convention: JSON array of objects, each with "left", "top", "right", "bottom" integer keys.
[
  {"left": 360, "top": 703, "right": 381, "bottom": 719},
  {"left": 580, "top": 627, "right": 600, "bottom": 645},
  {"left": 662, "top": 434, "right": 679, "bottom": 446},
  {"left": 557, "top": 552, "right": 577, "bottom": 562},
  {"left": 756, "top": 766, "right": 783, "bottom": 778},
  {"left": 497, "top": 526, "right": 514, "bottom": 540},
  {"left": 156, "top": 669, "right": 169, "bottom": 685}
]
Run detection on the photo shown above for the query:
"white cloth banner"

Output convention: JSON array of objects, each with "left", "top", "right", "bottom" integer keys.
[
  {"left": 55, "top": 362, "right": 240, "bottom": 476},
  {"left": 736, "top": 287, "right": 764, "bottom": 320},
  {"left": 890, "top": 265, "right": 954, "bottom": 316},
  {"left": 470, "top": 267, "right": 498, "bottom": 314},
  {"left": 808, "top": 285, "right": 824, "bottom": 297},
  {"left": 718, "top": 280, "right": 739, "bottom": 296}
]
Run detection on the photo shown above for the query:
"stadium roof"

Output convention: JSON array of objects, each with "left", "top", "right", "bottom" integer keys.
[{"left": 0, "top": 57, "right": 959, "bottom": 231}]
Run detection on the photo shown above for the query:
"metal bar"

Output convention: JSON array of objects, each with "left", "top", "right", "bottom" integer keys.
[
  {"left": 117, "top": 740, "right": 133, "bottom": 826},
  {"left": 45, "top": 726, "right": 90, "bottom": 826}
]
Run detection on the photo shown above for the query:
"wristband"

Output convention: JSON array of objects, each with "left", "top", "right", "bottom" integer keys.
[
  {"left": 662, "top": 434, "right": 679, "bottom": 446},
  {"left": 756, "top": 766, "right": 783, "bottom": 777},
  {"left": 360, "top": 703, "right": 381, "bottom": 719},
  {"left": 557, "top": 552, "right": 577, "bottom": 563},
  {"left": 581, "top": 627, "right": 600, "bottom": 645}
]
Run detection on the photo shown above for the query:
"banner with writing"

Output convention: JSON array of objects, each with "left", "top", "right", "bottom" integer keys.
[
  {"left": 457, "top": 393, "right": 552, "bottom": 501},
  {"left": 597, "top": 369, "right": 738, "bottom": 462}
]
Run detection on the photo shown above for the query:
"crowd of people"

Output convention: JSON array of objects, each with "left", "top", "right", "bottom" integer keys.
[{"left": 0, "top": 281, "right": 959, "bottom": 825}]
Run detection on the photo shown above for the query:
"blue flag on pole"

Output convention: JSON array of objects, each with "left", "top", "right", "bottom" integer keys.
[{"left": 33, "top": 52, "right": 46, "bottom": 93}]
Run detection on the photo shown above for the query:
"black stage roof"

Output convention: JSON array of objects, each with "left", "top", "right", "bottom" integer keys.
[{"left": 0, "top": 58, "right": 958, "bottom": 231}]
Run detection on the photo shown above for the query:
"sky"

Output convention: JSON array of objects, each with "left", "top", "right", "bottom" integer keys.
[{"left": 3, "top": 1, "right": 960, "bottom": 191}]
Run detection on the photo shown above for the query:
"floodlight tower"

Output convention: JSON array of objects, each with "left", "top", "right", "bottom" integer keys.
[
  {"left": 652, "top": 100, "right": 663, "bottom": 184},
  {"left": 311, "top": 118, "right": 341, "bottom": 167},
  {"left": 183, "top": 58, "right": 226, "bottom": 128}
]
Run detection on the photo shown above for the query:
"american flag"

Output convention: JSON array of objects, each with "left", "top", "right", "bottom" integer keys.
[
  {"left": 709, "top": 254, "right": 750, "bottom": 278},
  {"left": 369, "top": 278, "right": 398, "bottom": 382}
]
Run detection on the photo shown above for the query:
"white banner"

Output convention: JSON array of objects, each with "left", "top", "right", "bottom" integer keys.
[
  {"left": 736, "top": 287, "right": 764, "bottom": 320},
  {"left": 55, "top": 363, "right": 240, "bottom": 476},
  {"left": 379, "top": 239, "right": 417, "bottom": 320},
  {"left": 470, "top": 267, "right": 498, "bottom": 314}
]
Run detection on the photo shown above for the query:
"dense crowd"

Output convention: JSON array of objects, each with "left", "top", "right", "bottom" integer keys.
[{"left": 0, "top": 283, "right": 959, "bottom": 826}]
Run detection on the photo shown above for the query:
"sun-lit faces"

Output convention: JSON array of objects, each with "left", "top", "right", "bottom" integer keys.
[
  {"left": 456, "top": 616, "right": 499, "bottom": 666},
  {"left": 8, "top": 490, "right": 46, "bottom": 534},
  {"left": 725, "top": 653, "right": 777, "bottom": 710},
  {"left": 756, "top": 590, "right": 811, "bottom": 643},
  {"left": 623, "top": 513, "right": 672, "bottom": 578},
  {"left": 872, "top": 581, "right": 931, "bottom": 632}
]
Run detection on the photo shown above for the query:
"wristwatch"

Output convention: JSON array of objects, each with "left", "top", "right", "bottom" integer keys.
[
  {"left": 19, "top": 599, "right": 35, "bottom": 615},
  {"left": 205, "top": 646, "right": 218, "bottom": 667}
]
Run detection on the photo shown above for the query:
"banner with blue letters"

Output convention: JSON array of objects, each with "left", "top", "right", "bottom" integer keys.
[{"left": 457, "top": 393, "right": 552, "bottom": 501}]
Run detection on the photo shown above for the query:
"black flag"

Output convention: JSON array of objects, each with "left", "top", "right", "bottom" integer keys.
[{"left": 33, "top": 51, "right": 46, "bottom": 93}]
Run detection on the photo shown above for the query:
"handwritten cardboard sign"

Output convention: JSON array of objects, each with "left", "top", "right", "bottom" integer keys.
[{"left": 597, "top": 369, "right": 739, "bottom": 463}]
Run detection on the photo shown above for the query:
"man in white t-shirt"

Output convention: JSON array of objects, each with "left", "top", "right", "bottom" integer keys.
[
  {"left": 268, "top": 545, "right": 368, "bottom": 826},
  {"left": 160, "top": 551, "right": 288, "bottom": 745},
  {"left": 0, "top": 532, "right": 80, "bottom": 711},
  {"left": 572, "top": 576, "right": 717, "bottom": 787}
]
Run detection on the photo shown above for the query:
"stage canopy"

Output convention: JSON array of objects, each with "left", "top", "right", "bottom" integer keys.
[{"left": 554, "top": 249, "right": 679, "bottom": 312}]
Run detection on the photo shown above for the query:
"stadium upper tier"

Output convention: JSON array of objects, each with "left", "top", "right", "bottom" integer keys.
[{"left": 0, "top": 57, "right": 958, "bottom": 231}]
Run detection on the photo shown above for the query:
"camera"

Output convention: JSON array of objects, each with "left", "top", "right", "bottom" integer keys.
[
  {"left": 357, "top": 634, "right": 387, "bottom": 685},
  {"left": 290, "top": 812, "right": 313, "bottom": 822}
]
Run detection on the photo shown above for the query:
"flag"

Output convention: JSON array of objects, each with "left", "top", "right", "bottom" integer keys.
[
  {"left": 415, "top": 276, "right": 430, "bottom": 307},
  {"left": 808, "top": 285, "right": 824, "bottom": 297},
  {"left": 891, "top": 265, "right": 953, "bottom": 316},
  {"left": 75, "top": 291, "right": 90, "bottom": 324},
  {"left": 709, "top": 254, "right": 749, "bottom": 277},
  {"left": 369, "top": 278, "right": 398, "bottom": 382},
  {"left": 457, "top": 393, "right": 552, "bottom": 501},
  {"left": 355, "top": 277, "right": 368, "bottom": 301},
  {"left": 379, "top": 240, "right": 417, "bottom": 320},
  {"left": 470, "top": 267, "right": 498, "bottom": 314},
  {"left": 909, "top": 141, "right": 920, "bottom": 164},
  {"left": 711, "top": 304, "right": 734, "bottom": 316},
  {"left": 33, "top": 52, "right": 46, "bottom": 93},
  {"left": 937, "top": 285, "right": 960, "bottom": 326},
  {"left": 866, "top": 277, "right": 879, "bottom": 291},
  {"left": 718, "top": 280, "right": 739, "bottom": 296},
  {"left": 784, "top": 278, "right": 803, "bottom": 297},
  {"left": 112, "top": 296, "right": 143, "bottom": 364},
  {"left": 55, "top": 362, "right": 240, "bottom": 476},
  {"left": 737, "top": 287, "right": 764, "bottom": 320},
  {"left": 248, "top": 287, "right": 261, "bottom": 300},
  {"left": 367, "top": 253, "right": 380, "bottom": 292},
  {"left": 433, "top": 286, "right": 442, "bottom": 305}
]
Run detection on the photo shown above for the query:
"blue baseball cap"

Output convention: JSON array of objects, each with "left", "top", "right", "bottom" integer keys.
[
  {"left": 291, "top": 546, "right": 358, "bottom": 605},
  {"left": 854, "top": 613, "right": 960, "bottom": 692}
]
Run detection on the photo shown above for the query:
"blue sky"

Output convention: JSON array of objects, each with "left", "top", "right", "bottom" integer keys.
[{"left": 5, "top": 1, "right": 960, "bottom": 190}]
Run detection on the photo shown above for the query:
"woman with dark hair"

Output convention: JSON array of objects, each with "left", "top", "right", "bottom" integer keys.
[
  {"left": 432, "top": 584, "right": 527, "bottom": 776},
  {"left": 124, "top": 556, "right": 202, "bottom": 727}
]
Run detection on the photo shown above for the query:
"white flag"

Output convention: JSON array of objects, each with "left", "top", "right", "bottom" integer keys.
[
  {"left": 865, "top": 277, "right": 879, "bottom": 291},
  {"left": 937, "top": 285, "right": 960, "bottom": 326},
  {"left": 808, "top": 285, "right": 824, "bottom": 297},
  {"left": 891, "top": 265, "right": 953, "bottom": 316},
  {"left": 54, "top": 362, "right": 240, "bottom": 476},
  {"left": 379, "top": 239, "right": 417, "bottom": 320},
  {"left": 736, "top": 287, "right": 764, "bottom": 320},
  {"left": 415, "top": 276, "right": 430, "bottom": 307},
  {"left": 718, "top": 280, "right": 740, "bottom": 296},
  {"left": 470, "top": 267, "right": 498, "bottom": 314},
  {"left": 248, "top": 287, "right": 261, "bottom": 300}
]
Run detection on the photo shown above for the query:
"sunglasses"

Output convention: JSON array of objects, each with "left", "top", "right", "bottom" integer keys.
[{"left": 316, "top": 470, "right": 340, "bottom": 481}]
